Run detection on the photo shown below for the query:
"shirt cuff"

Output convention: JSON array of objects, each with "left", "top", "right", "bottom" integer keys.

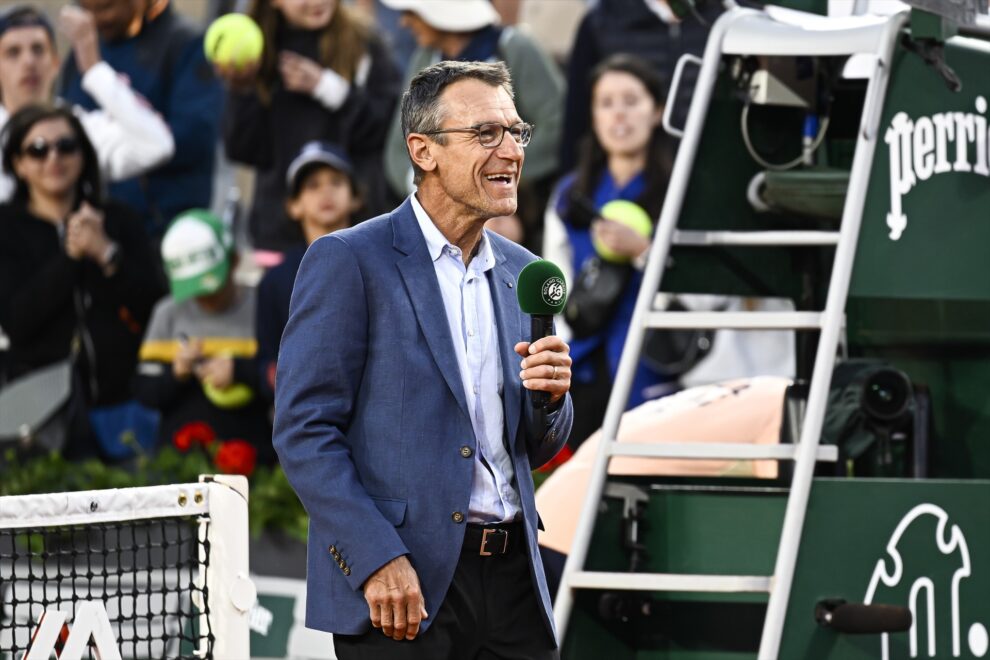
[
  {"left": 312, "top": 69, "right": 350, "bottom": 111},
  {"left": 80, "top": 61, "right": 117, "bottom": 98}
]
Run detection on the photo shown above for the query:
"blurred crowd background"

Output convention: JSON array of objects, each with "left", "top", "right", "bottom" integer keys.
[{"left": 0, "top": 0, "right": 791, "bottom": 472}]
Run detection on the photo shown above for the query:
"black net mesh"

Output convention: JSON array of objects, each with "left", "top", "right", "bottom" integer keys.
[{"left": 0, "top": 516, "right": 213, "bottom": 660}]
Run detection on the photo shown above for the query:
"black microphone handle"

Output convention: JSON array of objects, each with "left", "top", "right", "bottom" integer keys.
[{"left": 530, "top": 315, "right": 555, "bottom": 409}]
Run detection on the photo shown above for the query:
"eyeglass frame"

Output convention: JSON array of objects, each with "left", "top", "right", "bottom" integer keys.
[{"left": 421, "top": 122, "right": 534, "bottom": 149}]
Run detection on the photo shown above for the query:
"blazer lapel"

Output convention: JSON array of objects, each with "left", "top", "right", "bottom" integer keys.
[
  {"left": 488, "top": 238, "right": 524, "bottom": 446},
  {"left": 392, "top": 201, "right": 471, "bottom": 423}
]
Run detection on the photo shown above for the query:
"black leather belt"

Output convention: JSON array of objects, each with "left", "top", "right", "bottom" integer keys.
[{"left": 464, "top": 521, "right": 523, "bottom": 556}]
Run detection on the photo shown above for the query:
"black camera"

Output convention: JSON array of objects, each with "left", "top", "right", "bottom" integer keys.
[{"left": 861, "top": 368, "right": 913, "bottom": 423}]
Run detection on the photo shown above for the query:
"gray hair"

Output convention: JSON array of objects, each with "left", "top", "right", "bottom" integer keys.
[{"left": 400, "top": 60, "right": 514, "bottom": 184}]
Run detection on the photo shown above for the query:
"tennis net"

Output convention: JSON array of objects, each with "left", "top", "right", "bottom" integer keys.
[{"left": 0, "top": 476, "right": 254, "bottom": 660}]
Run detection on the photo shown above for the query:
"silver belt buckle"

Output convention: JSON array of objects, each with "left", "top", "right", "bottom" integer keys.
[{"left": 480, "top": 528, "right": 508, "bottom": 556}]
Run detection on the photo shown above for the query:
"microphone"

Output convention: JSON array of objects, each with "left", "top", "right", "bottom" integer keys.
[{"left": 516, "top": 260, "right": 568, "bottom": 409}]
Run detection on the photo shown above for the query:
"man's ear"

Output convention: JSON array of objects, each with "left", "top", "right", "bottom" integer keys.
[{"left": 407, "top": 133, "right": 437, "bottom": 175}]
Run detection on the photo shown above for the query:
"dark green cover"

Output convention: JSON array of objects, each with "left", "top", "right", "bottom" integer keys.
[{"left": 516, "top": 259, "right": 568, "bottom": 315}]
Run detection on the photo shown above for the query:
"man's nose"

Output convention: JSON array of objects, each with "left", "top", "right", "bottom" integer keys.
[{"left": 495, "top": 133, "right": 525, "bottom": 161}]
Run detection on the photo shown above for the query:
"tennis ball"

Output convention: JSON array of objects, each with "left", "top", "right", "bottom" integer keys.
[
  {"left": 593, "top": 200, "right": 653, "bottom": 263},
  {"left": 204, "top": 14, "right": 264, "bottom": 68},
  {"left": 202, "top": 381, "right": 254, "bottom": 409}
]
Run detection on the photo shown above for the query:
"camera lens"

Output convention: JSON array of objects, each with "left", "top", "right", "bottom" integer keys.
[{"left": 861, "top": 368, "right": 912, "bottom": 421}]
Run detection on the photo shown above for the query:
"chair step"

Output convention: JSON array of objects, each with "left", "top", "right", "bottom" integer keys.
[
  {"left": 606, "top": 441, "right": 838, "bottom": 462},
  {"left": 643, "top": 311, "right": 823, "bottom": 330},
  {"left": 567, "top": 571, "right": 773, "bottom": 593},
  {"left": 673, "top": 229, "right": 840, "bottom": 246}
]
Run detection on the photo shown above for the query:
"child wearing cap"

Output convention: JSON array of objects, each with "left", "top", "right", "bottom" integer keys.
[
  {"left": 134, "top": 209, "right": 273, "bottom": 465},
  {"left": 255, "top": 141, "right": 360, "bottom": 401}
]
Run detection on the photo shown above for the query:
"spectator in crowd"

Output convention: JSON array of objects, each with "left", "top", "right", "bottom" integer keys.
[
  {"left": 561, "top": 0, "right": 722, "bottom": 165},
  {"left": 256, "top": 141, "right": 359, "bottom": 402},
  {"left": 0, "top": 4, "right": 174, "bottom": 203},
  {"left": 362, "top": 0, "right": 418, "bottom": 72},
  {"left": 0, "top": 104, "right": 164, "bottom": 457},
  {"left": 381, "top": 0, "right": 564, "bottom": 252},
  {"left": 543, "top": 54, "right": 677, "bottom": 448},
  {"left": 134, "top": 209, "right": 273, "bottom": 465},
  {"left": 221, "top": 0, "right": 400, "bottom": 256},
  {"left": 59, "top": 0, "right": 223, "bottom": 239}
]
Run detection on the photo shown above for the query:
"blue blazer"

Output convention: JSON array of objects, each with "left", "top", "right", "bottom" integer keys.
[{"left": 273, "top": 198, "right": 573, "bottom": 639}]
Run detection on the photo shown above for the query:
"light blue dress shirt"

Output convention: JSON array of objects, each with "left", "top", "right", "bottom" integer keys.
[{"left": 410, "top": 194, "right": 522, "bottom": 523}]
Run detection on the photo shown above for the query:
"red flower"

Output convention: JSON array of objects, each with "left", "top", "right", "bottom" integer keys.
[
  {"left": 173, "top": 421, "right": 216, "bottom": 453},
  {"left": 536, "top": 443, "right": 574, "bottom": 473},
  {"left": 215, "top": 440, "right": 257, "bottom": 477}
]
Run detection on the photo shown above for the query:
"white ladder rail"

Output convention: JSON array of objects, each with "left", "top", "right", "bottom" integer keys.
[
  {"left": 608, "top": 442, "right": 838, "bottom": 462},
  {"left": 673, "top": 229, "right": 840, "bottom": 246},
  {"left": 644, "top": 311, "right": 824, "bottom": 330},
  {"left": 551, "top": 7, "right": 762, "bottom": 641},
  {"left": 567, "top": 571, "right": 772, "bottom": 593},
  {"left": 755, "top": 12, "right": 909, "bottom": 660}
]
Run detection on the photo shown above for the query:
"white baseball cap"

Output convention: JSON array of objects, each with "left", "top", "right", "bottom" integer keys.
[
  {"left": 161, "top": 209, "right": 233, "bottom": 302},
  {"left": 381, "top": 0, "right": 499, "bottom": 32}
]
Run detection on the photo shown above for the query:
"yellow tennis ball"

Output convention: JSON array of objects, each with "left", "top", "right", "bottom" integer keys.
[
  {"left": 204, "top": 14, "right": 264, "bottom": 68},
  {"left": 202, "top": 381, "right": 254, "bottom": 409},
  {"left": 593, "top": 200, "right": 654, "bottom": 263}
]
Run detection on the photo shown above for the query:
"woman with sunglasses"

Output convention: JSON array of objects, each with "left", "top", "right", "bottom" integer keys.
[{"left": 0, "top": 104, "right": 165, "bottom": 457}]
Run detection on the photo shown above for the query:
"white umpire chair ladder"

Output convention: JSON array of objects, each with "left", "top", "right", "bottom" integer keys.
[{"left": 552, "top": 7, "right": 910, "bottom": 659}]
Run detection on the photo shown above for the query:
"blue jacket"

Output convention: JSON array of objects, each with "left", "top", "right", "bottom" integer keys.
[
  {"left": 60, "top": 4, "right": 223, "bottom": 236},
  {"left": 273, "top": 198, "right": 572, "bottom": 637}
]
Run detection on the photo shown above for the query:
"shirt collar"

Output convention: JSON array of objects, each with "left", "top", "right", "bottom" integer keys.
[{"left": 409, "top": 193, "right": 495, "bottom": 272}]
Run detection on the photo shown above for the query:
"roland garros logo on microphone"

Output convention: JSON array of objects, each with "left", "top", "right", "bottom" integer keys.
[{"left": 541, "top": 276, "right": 565, "bottom": 307}]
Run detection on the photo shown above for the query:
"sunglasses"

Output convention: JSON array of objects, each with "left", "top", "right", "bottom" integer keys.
[{"left": 21, "top": 136, "right": 81, "bottom": 160}]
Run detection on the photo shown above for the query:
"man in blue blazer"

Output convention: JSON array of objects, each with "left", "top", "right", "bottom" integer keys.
[{"left": 273, "top": 60, "right": 573, "bottom": 660}]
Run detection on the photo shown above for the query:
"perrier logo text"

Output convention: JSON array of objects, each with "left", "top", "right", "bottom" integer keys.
[{"left": 884, "top": 96, "right": 989, "bottom": 240}]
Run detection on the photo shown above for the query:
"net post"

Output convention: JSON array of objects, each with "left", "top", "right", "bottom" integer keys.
[{"left": 200, "top": 474, "right": 256, "bottom": 659}]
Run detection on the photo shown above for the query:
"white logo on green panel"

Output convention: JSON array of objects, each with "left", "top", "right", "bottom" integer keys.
[
  {"left": 884, "top": 97, "right": 989, "bottom": 241},
  {"left": 865, "top": 504, "right": 987, "bottom": 659}
]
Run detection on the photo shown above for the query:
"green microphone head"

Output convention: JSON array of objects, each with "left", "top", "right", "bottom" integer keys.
[{"left": 517, "top": 259, "right": 568, "bottom": 315}]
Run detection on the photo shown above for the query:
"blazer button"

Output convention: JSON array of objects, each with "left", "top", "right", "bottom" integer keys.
[
  {"left": 452, "top": 511, "right": 464, "bottom": 523},
  {"left": 343, "top": 567, "right": 351, "bottom": 576},
  {"left": 339, "top": 560, "right": 346, "bottom": 569},
  {"left": 460, "top": 446, "right": 473, "bottom": 458},
  {"left": 329, "top": 545, "right": 337, "bottom": 554}
]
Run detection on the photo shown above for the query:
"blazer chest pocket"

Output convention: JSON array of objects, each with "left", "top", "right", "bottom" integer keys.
[{"left": 371, "top": 497, "right": 407, "bottom": 527}]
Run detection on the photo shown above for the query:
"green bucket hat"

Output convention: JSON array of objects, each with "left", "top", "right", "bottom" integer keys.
[{"left": 161, "top": 209, "right": 233, "bottom": 302}]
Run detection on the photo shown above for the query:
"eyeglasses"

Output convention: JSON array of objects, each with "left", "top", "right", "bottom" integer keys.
[
  {"left": 21, "top": 136, "right": 81, "bottom": 161},
  {"left": 423, "top": 122, "right": 533, "bottom": 148}
]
